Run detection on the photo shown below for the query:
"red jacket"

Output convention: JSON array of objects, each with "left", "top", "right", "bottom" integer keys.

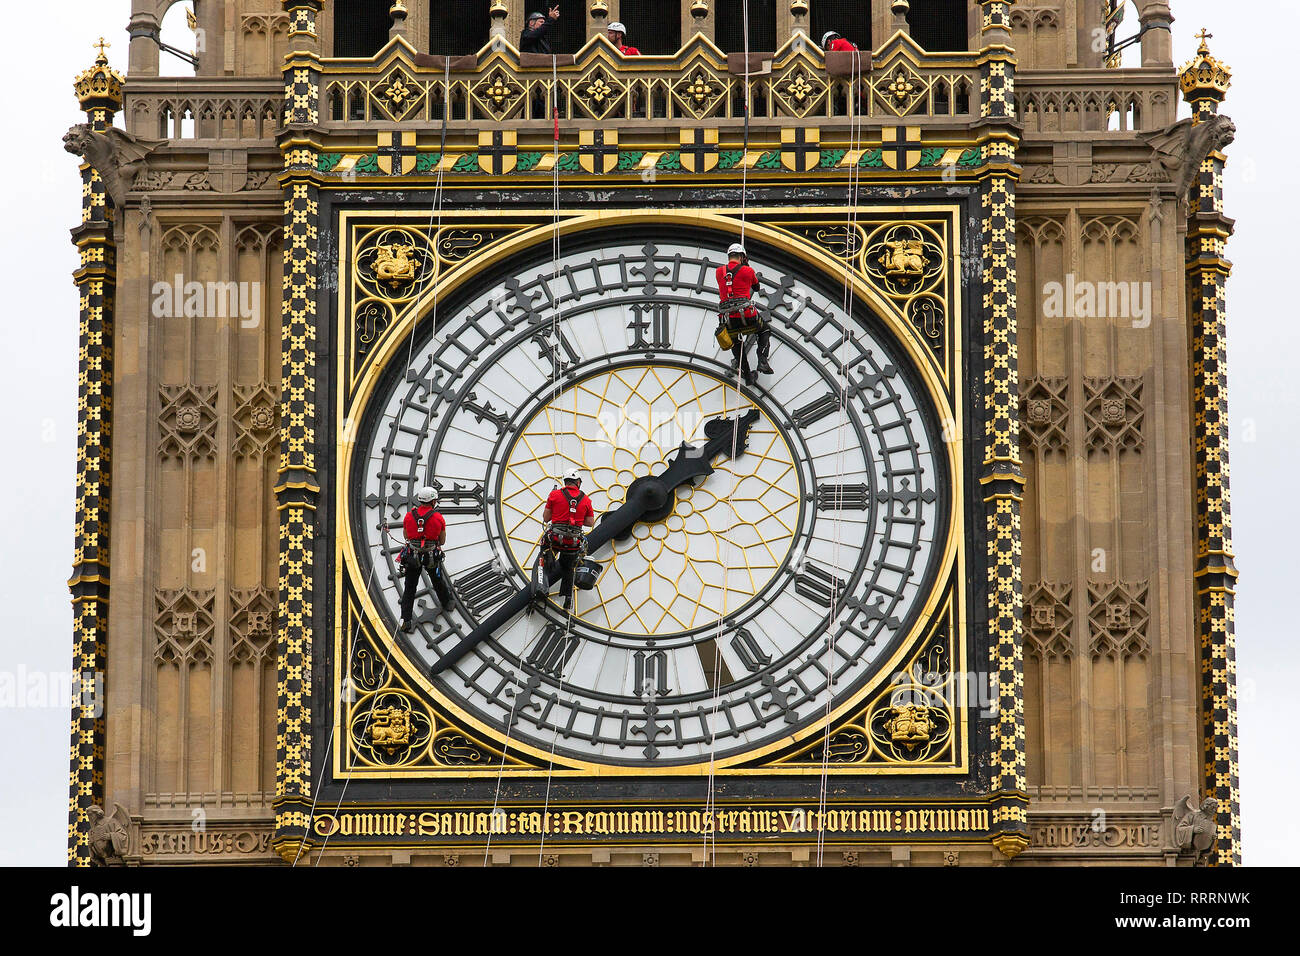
[
  {"left": 619, "top": 44, "right": 640, "bottom": 55},
  {"left": 827, "top": 38, "right": 858, "bottom": 52},
  {"left": 717, "top": 262, "right": 759, "bottom": 318},
  {"left": 404, "top": 505, "right": 445, "bottom": 545},
  {"left": 546, "top": 486, "right": 593, "bottom": 527}
]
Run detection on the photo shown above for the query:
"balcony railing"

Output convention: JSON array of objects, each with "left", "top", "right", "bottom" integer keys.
[
  {"left": 124, "top": 78, "right": 285, "bottom": 143},
  {"left": 1015, "top": 69, "right": 1176, "bottom": 133},
  {"left": 321, "top": 33, "right": 981, "bottom": 128}
]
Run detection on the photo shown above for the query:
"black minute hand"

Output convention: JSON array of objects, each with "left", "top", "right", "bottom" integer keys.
[
  {"left": 428, "top": 409, "right": 759, "bottom": 678},
  {"left": 585, "top": 409, "right": 760, "bottom": 553}
]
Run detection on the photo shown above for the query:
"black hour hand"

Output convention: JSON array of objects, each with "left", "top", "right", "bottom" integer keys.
[{"left": 586, "top": 409, "right": 759, "bottom": 553}]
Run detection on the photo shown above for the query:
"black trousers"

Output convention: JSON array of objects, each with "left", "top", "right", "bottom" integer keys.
[
  {"left": 399, "top": 549, "right": 451, "bottom": 622},
  {"left": 555, "top": 550, "right": 579, "bottom": 604},
  {"left": 730, "top": 321, "right": 771, "bottom": 374}
]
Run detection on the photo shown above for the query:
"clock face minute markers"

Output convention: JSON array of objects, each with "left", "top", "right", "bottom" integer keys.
[{"left": 354, "top": 239, "right": 945, "bottom": 765}]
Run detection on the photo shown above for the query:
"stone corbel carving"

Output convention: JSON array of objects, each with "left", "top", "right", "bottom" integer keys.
[
  {"left": 62, "top": 124, "right": 163, "bottom": 209},
  {"left": 1172, "top": 794, "right": 1219, "bottom": 864},
  {"left": 87, "top": 803, "right": 131, "bottom": 866},
  {"left": 1138, "top": 114, "right": 1236, "bottom": 201}
]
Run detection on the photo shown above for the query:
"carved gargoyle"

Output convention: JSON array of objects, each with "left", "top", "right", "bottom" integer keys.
[
  {"left": 1173, "top": 794, "right": 1219, "bottom": 864},
  {"left": 63, "top": 124, "right": 161, "bottom": 209},
  {"left": 1139, "top": 114, "right": 1236, "bottom": 201},
  {"left": 86, "top": 803, "right": 131, "bottom": 866}
]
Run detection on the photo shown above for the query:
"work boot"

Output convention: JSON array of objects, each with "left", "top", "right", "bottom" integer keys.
[
  {"left": 400, "top": 619, "right": 412, "bottom": 633},
  {"left": 562, "top": 595, "right": 573, "bottom": 611},
  {"left": 743, "top": 368, "right": 757, "bottom": 387},
  {"left": 757, "top": 354, "right": 773, "bottom": 375}
]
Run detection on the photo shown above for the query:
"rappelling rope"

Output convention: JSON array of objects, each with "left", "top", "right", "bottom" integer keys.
[
  {"left": 533, "top": 49, "right": 578, "bottom": 866},
  {"left": 702, "top": 0, "right": 757, "bottom": 866},
  {"left": 814, "top": 46, "right": 867, "bottom": 867}
]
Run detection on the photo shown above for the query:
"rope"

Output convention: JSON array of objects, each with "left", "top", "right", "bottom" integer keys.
[
  {"left": 814, "top": 46, "right": 866, "bottom": 867},
  {"left": 534, "top": 49, "right": 572, "bottom": 866},
  {"left": 702, "top": 0, "right": 757, "bottom": 867}
]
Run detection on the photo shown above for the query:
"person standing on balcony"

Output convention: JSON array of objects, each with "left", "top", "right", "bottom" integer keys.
[
  {"left": 606, "top": 21, "right": 641, "bottom": 55},
  {"left": 821, "top": 30, "right": 859, "bottom": 53},
  {"left": 521, "top": 6, "right": 561, "bottom": 54}
]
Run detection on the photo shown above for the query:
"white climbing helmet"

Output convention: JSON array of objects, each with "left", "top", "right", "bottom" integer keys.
[
  {"left": 727, "top": 242, "right": 747, "bottom": 258},
  {"left": 821, "top": 31, "right": 840, "bottom": 48},
  {"left": 563, "top": 469, "right": 582, "bottom": 484},
  {"left": 415, "top": 485, "right": 438, "bottom": 504},
  {"left": 608, "top": 21, "right": 627, "bottom": 35}
]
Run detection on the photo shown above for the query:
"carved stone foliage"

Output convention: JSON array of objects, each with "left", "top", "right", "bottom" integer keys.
[
  {"left": 1087, "top": 581, "right": 1150, "bottom": 661},
  {"left": 1024, "top": 582, "right": 1072, "bottom": 661},
  {"left": 230, "top": 588, "right": 275, "bottom": 665},
  {"left": 154, "top": 589, "right": 217, "bottom": 666},
  {"left": 158, "top": 384, "right": 219, "bottom": 461},
  {"left": 1084, "top": 377, "right": 1144, "bottom": 454},
  {"left": 1020, "top": 378, "right": 1069, "bottom": 454},
  {"left": 232, "top": 384, "right": 280, "bottom": 459}
]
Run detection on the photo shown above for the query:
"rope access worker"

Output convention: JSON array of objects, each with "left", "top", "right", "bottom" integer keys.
[
  {"left": 520, "top": 6, "right": 561, "bottom": 55},
  {"left": 715, "top": 242, "right": 771, "bottom": 384},
  {"left": 398, "top": 486, "right": 451, "bottom": 633},
  {"left": 821, "top": 30, "right": 859, "bottom": 52},
  {"left": 606, "top": 21, "right": 641, "bottom": 55},
  {"left": 541, "top": 470, "right": 596, "bottom": 611}
]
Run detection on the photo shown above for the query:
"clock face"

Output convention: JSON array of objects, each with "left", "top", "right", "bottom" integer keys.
[{"left": 351, "top": 234, "right": 949, "bottom": 766}]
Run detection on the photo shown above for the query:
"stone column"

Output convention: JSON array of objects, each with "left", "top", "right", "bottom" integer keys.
[
  {"left": 1179, "top": 31, "right": 1240, "bottom": 868},
  {"left": 275, "top": 0, "right": 324, "bottom": 867},
  {"left": 976, "top": 0, "right": 1028, "bottom": 862},
  {"left": 1138, "top": 1, "right": 1174, "bottom": 68},
  {"left": 66, "top": 41, "right": 123, "bottom": 867}
]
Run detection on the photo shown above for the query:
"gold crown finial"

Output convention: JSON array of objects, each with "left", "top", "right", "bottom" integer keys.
[
  {"left": 75, "top": 37, "right": 124, "bottom": 112},
  {"left": 1180, "top": 28, "right": 1231, "bottom": 103}
]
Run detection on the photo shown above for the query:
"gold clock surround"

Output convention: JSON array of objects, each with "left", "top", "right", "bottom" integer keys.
[{"left": 333, "top": 206, "right": 968, "bottom": 778}]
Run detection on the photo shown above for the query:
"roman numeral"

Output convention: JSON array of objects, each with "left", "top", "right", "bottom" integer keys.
[
  {"left": 730, "top": 627, "right": 771, "bottom": 673},
  {"left": 530, "top": 327, "right": 580, "bottom": 379},
  {"left": 461, "top": 391, "right": 510, "bottom": 435},
  {"left": 627, "top": 303, "right": 670, "bottom": 351},
  {"left": 455, "top": 561, "right": 514, "bottom": 617},
  {"left": 795, "top": 562, "right": 847, "bottom": 608},
  {"left": 435, "top": 481, "right": 485, "bottom": 517},
  {"left": 633, "top": 649, "right": 670, "bottom": 698},
  {"left": 817, "top": 483, "right": 870, "bottom": 511},
  {"left": 792, "top": 392, "right": 842, "bottom": 429},
  {"left": 526, "top": 624, "right": 577, "bottom": 677}
]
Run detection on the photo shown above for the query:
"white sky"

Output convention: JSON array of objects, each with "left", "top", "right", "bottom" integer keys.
[{"left": 0, "top": 0, "right": 1295, "bottom": 866}]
